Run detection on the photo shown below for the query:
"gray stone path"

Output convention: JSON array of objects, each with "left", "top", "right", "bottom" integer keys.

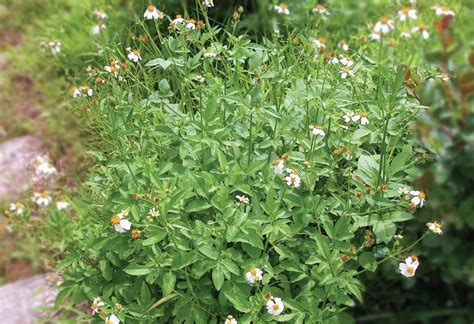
[
  {"left": 0, "top": 135, "right": 42, "bottom": 201},
  {"left": 0, "top": 274, "right": 57, "bottom": 324}
]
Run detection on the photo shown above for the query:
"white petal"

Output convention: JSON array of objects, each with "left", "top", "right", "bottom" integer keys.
[{"left": 120, "top": 219, "right": 131, "bottom": 230}]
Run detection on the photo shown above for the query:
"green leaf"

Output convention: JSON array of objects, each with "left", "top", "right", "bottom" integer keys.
[
  {"left": 145, "top": 58, "right": 173, "bottom": 70},
  {"left": 358, "top": 251, "right": 376, "bottom": 270},
  {"left": 198, "top": 244, "right": 219, "bottom": 260},
  {"left": 123, "top": 263, "right": 152, "bottom": 276},
  {"left": 232, "top": 229, "right": 264, "bottom": 250},
  {"left": 221, "top": 258, "right": 240, "bottom": 276},
  {"left": 212, "top": 268, "right": 225, "bottom": 291},
  {"left": 142, "top": 226, "right": 168, "bottom": 246},
  {"left": 244, "top": 159, "right": 267, "bottom": 175},
  {"left": 356, "top": 155, "right": 380, "bottom": 187},
  {"left": 373, "top": 219, "right": 396, "bottom": 243},
  {"left": 390, "top": 145, "right": 412, "bottom": 175},
  {"left": 99, "top": 260, "right": 113, "bottom": 281},
  {"left": 384, "top": 211, "right": 413, "bottom": 223},
  {"left": 162, "top": 272, "right": 176, "bottom": 296},
  {"left": 140, "top": 281, "right": 152, "bottom": 304}
]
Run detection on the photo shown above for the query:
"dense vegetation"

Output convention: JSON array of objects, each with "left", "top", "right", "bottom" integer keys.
[{"left": 1, "top": 0, "right": 473, "bottom": 323}]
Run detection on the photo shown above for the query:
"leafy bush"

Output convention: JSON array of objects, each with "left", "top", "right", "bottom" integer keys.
[{"left": 41, "top": 1, "right": 467, "bottom": 323}]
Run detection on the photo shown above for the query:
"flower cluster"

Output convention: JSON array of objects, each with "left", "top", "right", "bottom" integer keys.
[
  {"left": 40, "top": 40, "right": 61, "bottom": 55},
  {"left": 92, "top": 8, "right": 108, "bottom": 35},
  {"left": 368, "top": 4, "right": 455, "bottom": 42}
]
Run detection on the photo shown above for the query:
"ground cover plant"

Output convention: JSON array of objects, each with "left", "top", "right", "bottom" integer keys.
[{"left": 3, "top": 0, "right": 472, "bottom": 323}]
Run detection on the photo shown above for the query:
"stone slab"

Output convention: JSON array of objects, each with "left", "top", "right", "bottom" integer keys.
[{"left": 0, "top": 273, "right": 57, "bottom": 324}]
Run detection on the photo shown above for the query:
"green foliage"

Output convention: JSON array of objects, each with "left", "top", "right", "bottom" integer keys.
[{"left": 6, "top": 0, "right": 470, "bottom": 322}]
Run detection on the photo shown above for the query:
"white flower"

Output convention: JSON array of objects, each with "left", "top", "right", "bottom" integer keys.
[
  {"left": 127, "top": 49, "right": 142, "bottom": 62},
  {"left": 434, "top": 5, "right": 455, "bottom": 16},
  {"left": 397, "top": 7, "right": 417, "bottom": 21},
  {"left": 80, "top": 86, "right": 93, "bottom": 97},
  {"left": 56, "top": 201, "right": 70, "bottom": 211},
  {"left": 272, "top": 159, "right": 285, "bottom": 174},
  {"left": 328, "top": 55, "right": 339, "bottom": 64},
  {"left": 203, "top": 0, "right": 214, "bottom": 7},
  {"left": 245, "top": 267, "right": 263, "bottom": 283},
  {"left": 48, "top": 41, "right": 61, "bottom": 55},
  {"left": 92, "top": 22, "right": 106, "bottom": 35},
  {"left": 90, "top": 297, "right": 105, "bottom": 315},
  {"left": 204, "top": 51, "right": 217, "bottom": 58},
  {"left": 104, "top": 60, "right": 121, "bottom": 79},
  {"left": 400, "top": 28, "right": 412, "bottom": 39},
  {"left": 312, "top": 37, "right": 326, "bottom": 49},
  {"left": 309, "top": 125, "right": 325, "bottom": 137},
  {"left": 399, "top": 256, "right": 419, "bottom": 277},
  {"left": 171, "top": 15, "right": 185, "bottom": 26},
  {"left": 9, "top": 202, "right": 25, "bottom": 215},
  {"left": 436, "top": 72, "right": 450, "bottom": 82},
  {"left": 71, "top": 86, "right": 81, "bottom": 98},
  {"left": 354, "top": 112, "right": 369, "bottom": 125},
  {"left": 105, "top": 314, "right": 120, "bottom": 324},
  {"left": 144, "top": 4, "right": 164, "bottom": 20},
  {"left": 339, "top": 67, "right": 354, "bottom": 79},
  {"left": 148, "top": 207, "right": 160, "bottom": 220},
  {"left": 412, "top": 23, "right": 429, "bottom": 40},
  {"left": 94, "top": 9, "right": 108, "bottom": 20},
  {"left": 236, "top": 195, "right": 249, "bottom": 205},
  {"left": 374, "top": 17, "right": 394, "bottom": 34},
  {"left": 266, "top": 297, "right": 284, "bottom": 315},
  {"left": 343, "top": 112, "right": 357, "bottom": 123},
  {"left": 394, "top": 234, "right": 404, "bottom": 240},
  {"left": 427, "top": 221, "right": 443, "bottom": 235},
  {"left": 285, "top": 170, "right": 301, "bottom": 188},
  {"left": 225, "top": 315, "right": 237, "bottom": 324},
  {"left": 34, "top": 156, "right": 57, "bottom": 176},
  {"left": 409, "top": 190, "right": 426, "bottom": 208},
  {"left": 369, "top": 32, "right": 381, "bottom": 41},
  {"left": 185, "top": 19, "right": 197, "bottom": 29},
  {"left": 274, "top": 3, "right": 290, "bottom": 15},
  {"left": 194, "top": 75, "right": 205, "bottom": 83},
  {"left": 338, "top": 40, "right": 349, "bottom": 51},
  {"left": 32, "top": 191, "right": 52, "bottom": 207},
  {"left": 312, "top": 4, "right": 329, "bottom": 15},
  {"left": 339, "top": 55, "right": 353, "bottom": 67},
  {"left": 398, "top": 187, "right": 410, "bottom": 195},
  {"left": 111, "top": 211, "right": 131, "bottom": 233}
]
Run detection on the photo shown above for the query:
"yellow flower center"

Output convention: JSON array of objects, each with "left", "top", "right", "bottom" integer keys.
[
  {"left": 441, "top": 5, "right": 449, "bottom": 11},
  {"left": 41, "top": 191, "right": 49, "bottom": 197},
  {"left": 380, "top": 16, "right": 389, "bottom": 24},
  {"left": 407, "top": 266, "right": 414, "bottom": 274},
  {"left": 272, "top": 159, "right": 282, "bottom": 166},
  {"left": 147, "top": 4, "right": 156, "bottom": 12},
  {"left": 401, "top": 7, "right": 410, "bottom": 14},
  {"left": 418, "top": 23, "right": 427, "bottom": 31},
  {"left": 318, "top": 37, "right": 326, "bottom": 43},
  {"left": 250, "top": 267, "right": 257, "bottom": 276},
  {"left": 280, "top": 3, "right": 288, "bottom": 9},
  {"left": 272, "top": 304, "right": 280, "bottom": 310},
  {"left": 111, "top": 215, "right": 121, "bottom": 225},
  {"left": 133, "top": 50, "right": 140, "bottom": 56},
  {"left": 91, "top": 303, "right": 98, "bottom": 311},
  {"left": 359, "top": 112, "right": 367, "bottom": 117},
  {"left": 418, "top": 192, "right": 426, "bottom": 199}
]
